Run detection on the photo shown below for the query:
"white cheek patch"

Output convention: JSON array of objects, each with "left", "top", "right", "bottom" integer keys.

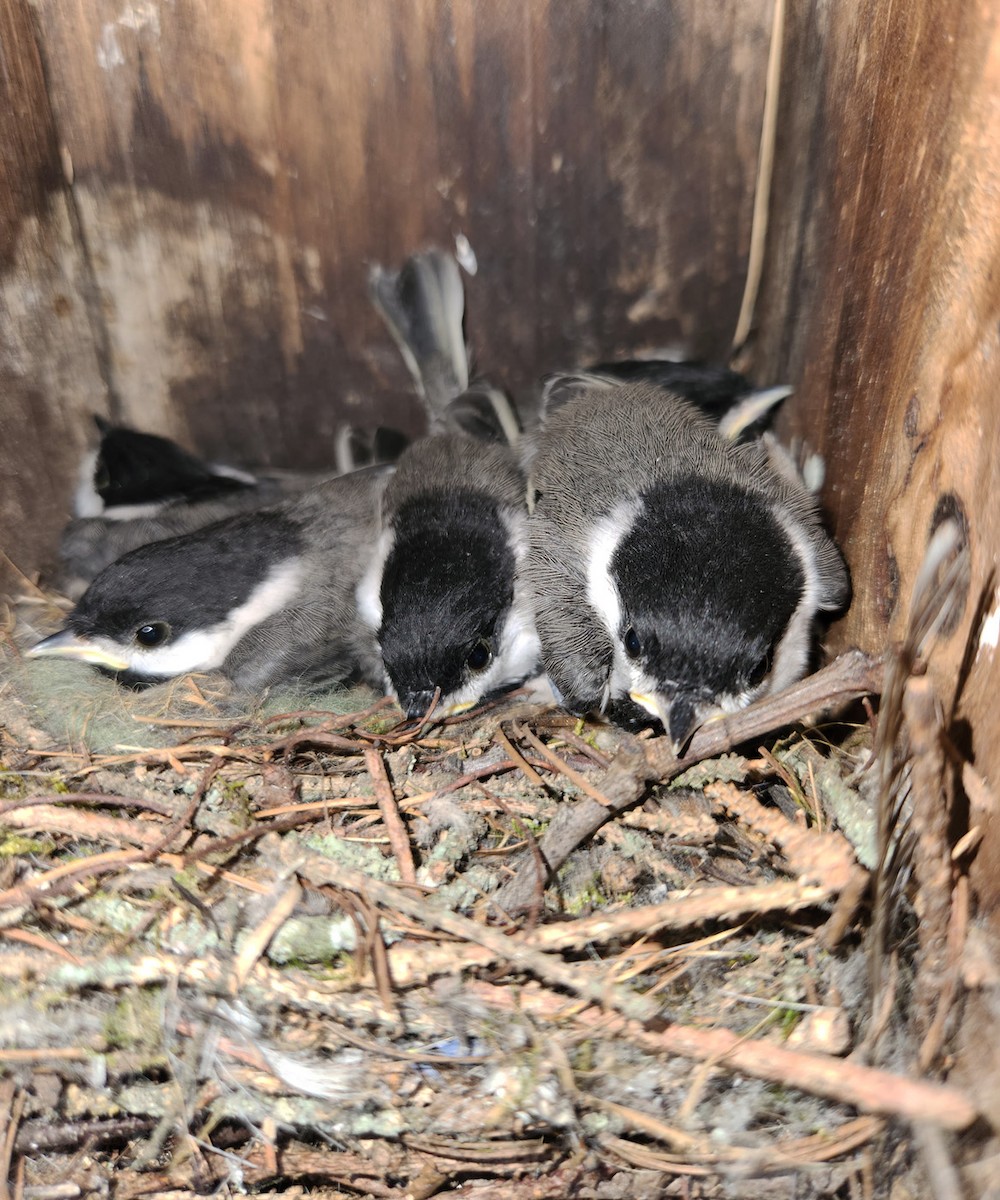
[
  {"left": 125, "top": 558, "right": 305, "bottom": 677},
  {"left": 440, "top": 509, "right": 542, "bottom": 712},
  {"left": 73, "top": 450, "right": 103, "bottom": 518},
  {"left": 766, "top": 505, "right": 822, "bottom": 695},
  {"left": 446, "top": 593, "right": 541, "bottom": 712},
  {"left": 585, "top": 511, "right": 628, "bottom": 638},
  {"left": 716, "top": 688, "right": 757, "bottom": 714},
  {"left": 99, "top": 500, "right": 177, "bottom": 521},
  {"left": 73, "top": 448, "right": 183, "bottom": 521},
  {"left": 207, "top": 462, "right": 257, "bottom": 486},
  {"left": 356, "top": 528, "right": 393, "bottom": 633},
  {"left": 127, "top": 626, "right": 238, "bottom": 677},
  {"left": 585, "top": 501, "right": 641, "bottom": 710}
]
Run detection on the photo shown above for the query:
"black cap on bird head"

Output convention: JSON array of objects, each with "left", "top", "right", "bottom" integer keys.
[
  {"left": 372, "top": 490, "right": 527, "bottom": 719},
  {"left": 85, "top": 417, "right": 255, "bottom": 512},
  {"left": 591, "top": 476, "right": 806, "bottom": 753},
  {"left": 28, "top": 510, "right": 305, "bottom": 684}
]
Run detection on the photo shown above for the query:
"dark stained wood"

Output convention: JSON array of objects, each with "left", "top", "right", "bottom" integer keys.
[
  {"left": 751, "top": 0, "right": 1000, "bottom": 1118},
  {"left": 756, "top": 1, "right": 1000, "bottom": 671},
  {"left": 753, "top": 0, "right": 1000, "bottom": 773},
  {"left": 0, "top": 0, "right": 107, "bottom": 595},
  {"left": 0, "top": 0, "right": 772, "bottom": 588}
]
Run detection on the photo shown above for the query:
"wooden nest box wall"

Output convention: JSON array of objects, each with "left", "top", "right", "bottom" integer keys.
[{"left": 1, "top": 0, "right": 1000, "bottom": 1099}]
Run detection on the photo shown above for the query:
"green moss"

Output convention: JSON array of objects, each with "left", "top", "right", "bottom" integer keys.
[
  {"left": 559, "top": 871, "right": 611, "bottom": 915},
  {"left": 780, "top": 740, "right": 877, "bottom": 867},
  {"left": 215, "top": 779, "right": 248, "bottom": 802},
  {"left": 198, "top": 778, "right": 254, "bottom": 837},
  {"left": 305, "top": 832, "right": 401, "bottom": 881},
  {"left": 573, "top": 1040, "right": 595, "bottom": 1074},
  {"left": 266, "top": 914, "right": 358, "bottom": 965},
  {"left": 0, "top": 772, "right": 28, "bottom": 798},
  {"left": 511, "top": 816, "right": 549, "bottom": 840},
  {"left": 76, "top": 893, "right": 154, "bottom": 936},
  {"left": 0, "top": 834, "right": 55, "bottom": 857},
  {"left": 777, "top": 1006, "right": 803, "bottom": 1038},
  {"left": 729, "top": 951, "right": 759, "bottom": 967},
  {"left": 362, "top": 714, "right": 401, "bottom": 735},
  {"left": 103, "top": 990, "right": 163, "bottom": 1051},
  {"left": 610, "top": 828, "right": 649, "bottom": 860},
  {"left": 169, "top": 866, "right": 203, "bottom": 895}
]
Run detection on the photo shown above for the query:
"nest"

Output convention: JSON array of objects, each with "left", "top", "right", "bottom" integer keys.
[{"left": 0, "top": 562, "right": 983, "bottom": 1199}]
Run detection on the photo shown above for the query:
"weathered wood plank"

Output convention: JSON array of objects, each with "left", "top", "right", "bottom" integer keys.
[
  {"left": 0, "top": 0, "right": 775, "bottom": 585},
  {"left": 0, "top": 0, "right": 107, "bottom": 594},
  {"left": 752, "top": 0, "right": 1000, "bottom": 1112},
  {"left": 754, "top": 0, "right": 1000, "bottom": 704},
  {"left": 1, "top": 0, "right": 771, "bottom": 590}
]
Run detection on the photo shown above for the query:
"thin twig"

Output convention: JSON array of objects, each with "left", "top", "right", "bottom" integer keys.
[
  {"left": 514, "top": 723, "right": 613, "bottom": 807},
  {"left": 280, "top": 840, "right": 658, "bottom": 1023},
  {"left": 495, "top": 651, "right": 882, "bottom": 913},
  {"left": 494, "top": 727, "right": 546, "bottom": 789},
  {"left": 364, "top": 746, "right": 416, "bottom": 884},
  {"left": 0, "top": 1080, "right": 21, "bottom": 1200},
  {"left": 228, "top": 879, "right": 302, "bottom": 993},
  {"left": 521, "top": 880, "right": 835, "bottom": 951},
  {"left": 467, "top": 980, "right": 977, "bottom": 1130},
  {"left": 0, "top": 928, "right": 84, "bottom": 966}
]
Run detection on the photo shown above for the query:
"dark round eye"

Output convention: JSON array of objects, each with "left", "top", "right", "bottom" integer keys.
[
  {"left": 746, "top": 649, "right": 772, "bottom": 688},
  {"left": 466, "top": 638, "right": 492, "bottom": 673},
  {"left": 624, "top": 627, "right": 642, "bottom": 660},
  {"left": 135, "top": 622, "right": 171, "bottom": 648}
]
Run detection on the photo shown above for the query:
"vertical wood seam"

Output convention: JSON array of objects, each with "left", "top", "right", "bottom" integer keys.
[{"left": 26, "top": 3, "right": 122, "bottom": 422}]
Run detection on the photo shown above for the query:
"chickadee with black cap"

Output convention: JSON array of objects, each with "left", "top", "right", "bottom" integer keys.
[
  {"left": 525, "top": 374, "right": 849, "bottom": 750},
  {"left": 58, "top": 417, "right": 406, "bottom": 597},
  {"left": 541, "top": 359, "right": 792, "bottom": 444},
  {"left": 74, "top": 416, "right": 260, "bottom": 518},
  {"left": 358, "top": 249, "right": 539, "bottom": 718},
  {"left": 31, "top": 469, "right": 389, "bottom": 691}
]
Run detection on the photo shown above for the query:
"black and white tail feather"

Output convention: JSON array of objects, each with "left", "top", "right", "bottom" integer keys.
[
  {"left": 369, "top": 250, "right": 470, "bottom": 425},
  {"left": 369, "top": 250, "right": 520, "bottom": 445}
]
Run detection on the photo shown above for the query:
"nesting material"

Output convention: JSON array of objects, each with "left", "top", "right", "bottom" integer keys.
[{"left": 0, "top": 580, "right": 980, "bottom": 1197}]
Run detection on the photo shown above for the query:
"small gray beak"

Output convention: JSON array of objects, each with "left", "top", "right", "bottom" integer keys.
[
  {"left": 629, "top": 687, "right": 702, "bottom": 756},
  {"left": 402, "top": 689, "right": 438, "bottom": 721},
  {"left": 26, "top": 629, "right": 130, "bottom": 671},
  {"left": 666, "top": 695, "right": 700, "bottom": 758}
]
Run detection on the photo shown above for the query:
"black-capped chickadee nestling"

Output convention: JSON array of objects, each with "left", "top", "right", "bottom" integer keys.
[
  {"left": 58, "top": 417, "right": 407, "bottom": 598},
  {"left": 525, "top": 374, "right": 849, "bottom": 750},
  {"left": 542, "top": 359, "right": 792, "bottom": 444},
  {"left": 75, "top": 415, "right": 262, "bottom": 515},
  {"left": 30, "top": 469, "right": 390, "bottom": 692},
  {"left": 359, "top": 249, "right": 539, "bottom": 718}
]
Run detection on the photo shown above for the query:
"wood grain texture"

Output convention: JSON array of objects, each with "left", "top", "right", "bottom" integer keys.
[
  {"left": 0, "top": 0, "right": 772, "bottom": 586},
  {"left": 752, "top": 0, "right": 1000, "bottom": 760},
  {"left": 750, "top": 0, "right": 1000, "bottom": 1105},
  {"left": 0, "top": 0, "right": 107, "bottom": 595}
]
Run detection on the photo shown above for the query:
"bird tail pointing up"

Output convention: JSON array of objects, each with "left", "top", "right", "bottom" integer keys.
[{"left": 369, "top": 249, "right": 470, "bottom": 427}]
